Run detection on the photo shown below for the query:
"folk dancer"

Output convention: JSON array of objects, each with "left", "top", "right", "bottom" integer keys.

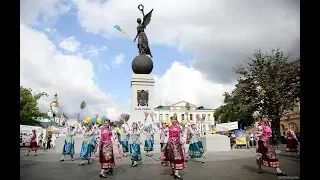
[
  {"left": 285, "top": 126, "right": 299, "bottom": 156},
  {"left": 162, "top": 116, "right": 185, "bottom": 179},
  {"left": 186, "top": 119, "right": 205, "bottom": 163},
  {"left": 124, "top": 112, "right": 148, "bottom": 167},
  {"left": 143, "top": 115, "right": 157, "bottom": 157},
  {"left": 77, "top": 122, "right": 95, "bottom": 166},
  {"left": 153, "top": 118, "right": 168, "bottom": 165},
  {"left": 90, "top": 125, "right": 99, "bottom": 161},
  {"left": 256, "top": 115, "right": 287, "bottom": 176},
  {"left": 120, "top": 128, "right": 129, "bottom": 157},
  {"left": 60, "top": 125, "right": 77, "bottom": 162},
  {"left": 27, "top": 130, "right": 39, "bottom": 156},
  {"left": 98, "top": 119, "right": 122, "bottom": 178}
]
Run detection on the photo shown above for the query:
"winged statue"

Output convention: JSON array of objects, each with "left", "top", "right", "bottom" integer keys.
[{"left": 133, "top": 4, "right": 154, "bottom": 58}]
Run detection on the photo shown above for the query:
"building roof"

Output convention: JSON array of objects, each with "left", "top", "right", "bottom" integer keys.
[{"left": 154, "top": 105, "right": 213, "bottom": 111}]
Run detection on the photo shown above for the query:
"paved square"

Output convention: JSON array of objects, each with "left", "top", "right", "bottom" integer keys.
[{"left": 20, "top": 148, "right": 300, "bottom": 180}]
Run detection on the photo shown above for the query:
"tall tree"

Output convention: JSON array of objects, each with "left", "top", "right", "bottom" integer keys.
[
  {"left": 20, "top": 86, "right": 49, "bottom": 126},
  {"left": 214, "top": 91, "right": 255, "bottom": 128},
  {"left": 234, "top": 48, "right": 300, "bottom": 136}
]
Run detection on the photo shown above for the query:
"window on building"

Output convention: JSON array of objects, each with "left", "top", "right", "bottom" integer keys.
[
  {"left": 181, "top": 114, "right": 185, "bottom": 120},
  {"left": 207, "top": 114, "right": 210, "bottom": 120},
  {"left": 202, "top": 114, "right": 206, "bottom": 120},
  {"left": 160, "top": 114, "right": 163, "bottom": 121},
  {"left": 190, "top": 114, "right": 193, "bottom": 120},
  {"left": 165, "top": 114, "right": 169, "bottom": 120}
]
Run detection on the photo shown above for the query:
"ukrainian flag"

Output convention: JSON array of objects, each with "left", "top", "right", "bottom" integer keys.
[{"left": 113, "top": 25, "right": 126, "bottom": 34}]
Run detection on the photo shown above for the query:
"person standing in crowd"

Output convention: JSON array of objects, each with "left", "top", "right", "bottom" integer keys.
[
  {"left": 250, "top": 133, "right": 255, "bottom": 147},
  {"left": 38, "top": 133, "right": 43, "bottom": 150},
  {"left": 98, "top": 119, "right": 122, "bottom": 178},
  {"left": 27, "top": 130, "right": 39, "bottom": 156},
  {"left": 246, "top": 132, "right": 251, "bottom": 149},
  {"left": 46, "top": 135, "right": 52, "bottom": 150},
  {"left": 124, "top": 112, "right": 148, "bottom": 167},
  {"left": 285, "top": 126, "right": 299, "bottom": 156},
  {"left": 256, "top": 115, "right": 287, "bottom": 176},
  {"left": 60, "top": 126, "right": 77, "bottom": 162},
  {"left": 77, "top": 122, "right": 96, "bottom": 166},
  {"left": 119, "top": 128, "right": 129, "bottom": 157},
  {"left": 162, "top": 115, "right": 185, "bottom": 179},
  {"left": 186, "top": 117, "right": 205, "bottom": 163},
  {"left": 153, "top": 118, "right": 168, "bottom": 165},
  {"left": 230, "top": 132, "right": 237, "bottom": 150}
]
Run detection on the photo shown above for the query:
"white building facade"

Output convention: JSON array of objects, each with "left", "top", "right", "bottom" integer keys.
[{"left": 154, "top": 101, "right": 215, "bottom": 133}]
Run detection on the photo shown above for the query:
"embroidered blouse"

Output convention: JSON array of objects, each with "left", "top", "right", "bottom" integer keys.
[
  {"left": 78, "top": 123, "right": 95, "bottom": 144},
  {"left": 186, "top": 122, "right": 201, "bottom": 144},
  {"left": 285, "top": 130, "right": 298, "bottom": 141},
  {"left": 124, "top": 120, "right": 146, "bottom": 145},
  {"left": 164, "top": 125, "right": 184, "bottom": 144},
  {"left": 255, "top": 122, "right": 272, "bottom": 141}
]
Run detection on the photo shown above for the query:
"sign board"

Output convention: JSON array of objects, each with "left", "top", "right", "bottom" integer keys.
[{"left": 216, "top": 121, "right": 238, "bottom": 132}]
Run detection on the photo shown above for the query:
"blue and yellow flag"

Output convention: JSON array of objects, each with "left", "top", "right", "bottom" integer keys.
[{"left": 113, "top": 25, "right": 126, "bottom": 34}]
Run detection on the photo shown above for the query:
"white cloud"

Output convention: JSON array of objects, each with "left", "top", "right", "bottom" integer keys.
[
  {"left": 154, "top": 62, "right": 236, "bottom": 109},
  {"left": 104, "top": 64, "right": 110, "bottom": 71},
  {"left": 20, "top": 0, "right": 72, "bottom": 25},
  {"left": 73, "top": 0, "right": 300, "bottom": 83},
  {"left": 59, "top": 36, "right": 81, "bottom": 52},
  {"left": 20, "top": 24, "right": 123, "bottom": 119},
  {"left": 112, "top": 53, "right": 125, "bottom": 67}
]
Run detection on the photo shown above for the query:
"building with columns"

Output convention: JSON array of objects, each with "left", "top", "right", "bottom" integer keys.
[{"left": 154, "top": 101, "right": 215, "bottom": 133}]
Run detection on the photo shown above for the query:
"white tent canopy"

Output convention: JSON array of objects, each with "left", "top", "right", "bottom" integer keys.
[{"left": 20, "top": 125, "right": 43, "bottom": 134}]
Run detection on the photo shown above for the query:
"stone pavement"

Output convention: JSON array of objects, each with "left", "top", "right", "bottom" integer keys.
[{"left": 20, "top": 148, "right": 300, "bottom": 180}]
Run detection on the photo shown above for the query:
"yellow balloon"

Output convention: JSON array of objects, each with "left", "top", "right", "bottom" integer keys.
[
  {"left": 97, "top": 117, "right": 103, "bottom": 124},
  {"left": 120, "top": 128, "right": 124, "bottom": 133},
  {"left": 166, "top": 119, "right": 171, "bottom": 125},
  {"left": 115, "top": 127, "right": 119, "bottom": 133},
  {"left": 182, "top": 120, "right": 188, "bottom": 125},
  {"left": 85, "top": 116, "right": 92, "bottom": 123}
]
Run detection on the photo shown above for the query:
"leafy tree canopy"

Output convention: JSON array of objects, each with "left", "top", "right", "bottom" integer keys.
[
  {"left": 234, "top": 48, "right": 300, "bottom": 135},
  {"left": 20, "top": 86, "right": 49, "bottom": 126}
]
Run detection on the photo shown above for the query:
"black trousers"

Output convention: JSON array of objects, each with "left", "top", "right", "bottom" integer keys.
[{"left": 47, "top": 141, "right": 51, "bottom": 149}]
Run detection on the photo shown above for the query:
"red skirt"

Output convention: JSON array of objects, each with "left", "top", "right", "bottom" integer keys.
[
  {"left": 286, "top": 139, "right": 297, "bottom": 152},
  {"left": 99, "top": 141, "right": 115, "bottom": 169},
  {"left": 163, "top": 141, "right": 185, "bottom": 170},
  {"left": 29, "top": 142, "right": 38, "bottom": 151},
  {"left": 256, "top": 138, "right": 280, "bottom": 167}
]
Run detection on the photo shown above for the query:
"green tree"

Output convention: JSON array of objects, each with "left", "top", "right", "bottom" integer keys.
[
  {"left": 234, "top": 48, "right": 300, "bottom": 136},
  {"left": 214, "top": 91, "right": 255, "bottom": 128},
  {"left": 20, "top": 86, "right": 49, "bottom": 126}
]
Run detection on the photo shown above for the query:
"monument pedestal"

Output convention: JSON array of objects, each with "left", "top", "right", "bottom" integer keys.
[{"left": 127, "top": 74, "right": 155, "bottom": 126}]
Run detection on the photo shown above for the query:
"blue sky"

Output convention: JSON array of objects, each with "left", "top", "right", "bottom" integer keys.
[{"left": 20, "top": 0, "right": 299, "bottom": 119}]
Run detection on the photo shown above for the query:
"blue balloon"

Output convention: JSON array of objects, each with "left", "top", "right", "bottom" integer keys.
[
  {"left": 91, "top": 117, "right": 97, "bottom": 123},
  {"left": 102, "top": 116, "right": 107, "bottom": 120},
  {"left": 180, "top": 122, "right": 185, "bottom": 127},
  {"left": 120, "top": 124, "right": 125, "bottom": 128}
]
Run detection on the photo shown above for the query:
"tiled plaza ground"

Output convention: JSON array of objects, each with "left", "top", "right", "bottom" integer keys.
[{"left": 20, "top": 148, "right": 300, "bottom": 180}]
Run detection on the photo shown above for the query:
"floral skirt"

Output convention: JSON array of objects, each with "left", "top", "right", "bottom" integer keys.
[
  {"left": 99, "top": 141, "right": 115, "bottom": 169},
  {"left": 129, "top": 143, "right": 142, "bottom": 161},
  {"left": 80, "top": 142, "right": 94, "bottom": 161},
  {"left": 256, "top": 138, "right": 280, "bottom": 167},
  {"left": 144, "top": 140, "right": 154, "bottom": 151},
  {"left": 121, "top": 141, "right": 129, "bottom": 153},
  {"left": 163, "top": 141, "right": 185, "bottom": 169},
  {"left": 62, "top": 141, "right": 74, "bottom": 155},
  {"left": 188, "top": 141, "right": 204, "bottom": 158},
  {"left": 29, "top": 142, "right": 38, "bottom": 151},
  {"left": 286, "top": 139, "right": 297, "bottom": 152}
]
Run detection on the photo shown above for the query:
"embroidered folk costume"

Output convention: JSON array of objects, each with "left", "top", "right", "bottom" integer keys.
[
  {"left": 255, "top": 115, "right": 287, "bottom": 176},
  {"left": 124, "top": 113, "right": 148, "bottom": 167},
  {"left": 187, "top": 120, "right": 205, "bottom": 163},
  {"left": 285, "top": 128, "right": 299, "bottom": 153},
  {"left": 78, "top": 123, "right": 96, "bottom": 165},
  {"left": 120, "top": 129, "right": 129, "bottom": 157},
  {"left": 27, "top": 130, "right": 39, "bottom": 156},
  {"left": 60, "top": 126, "right": 77, "bottom": 162},
  {"left": 154, "top": 121, "right": 168, "bottom": 164},
  {"left": 143, "top": 118, "right": 157, "bottom": 156},
  {"left": 98, "top": 120, "right": 122, "bottom": 178},
  {"left": 163, "top": 117, "right": 185, "bottom": 179}
]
